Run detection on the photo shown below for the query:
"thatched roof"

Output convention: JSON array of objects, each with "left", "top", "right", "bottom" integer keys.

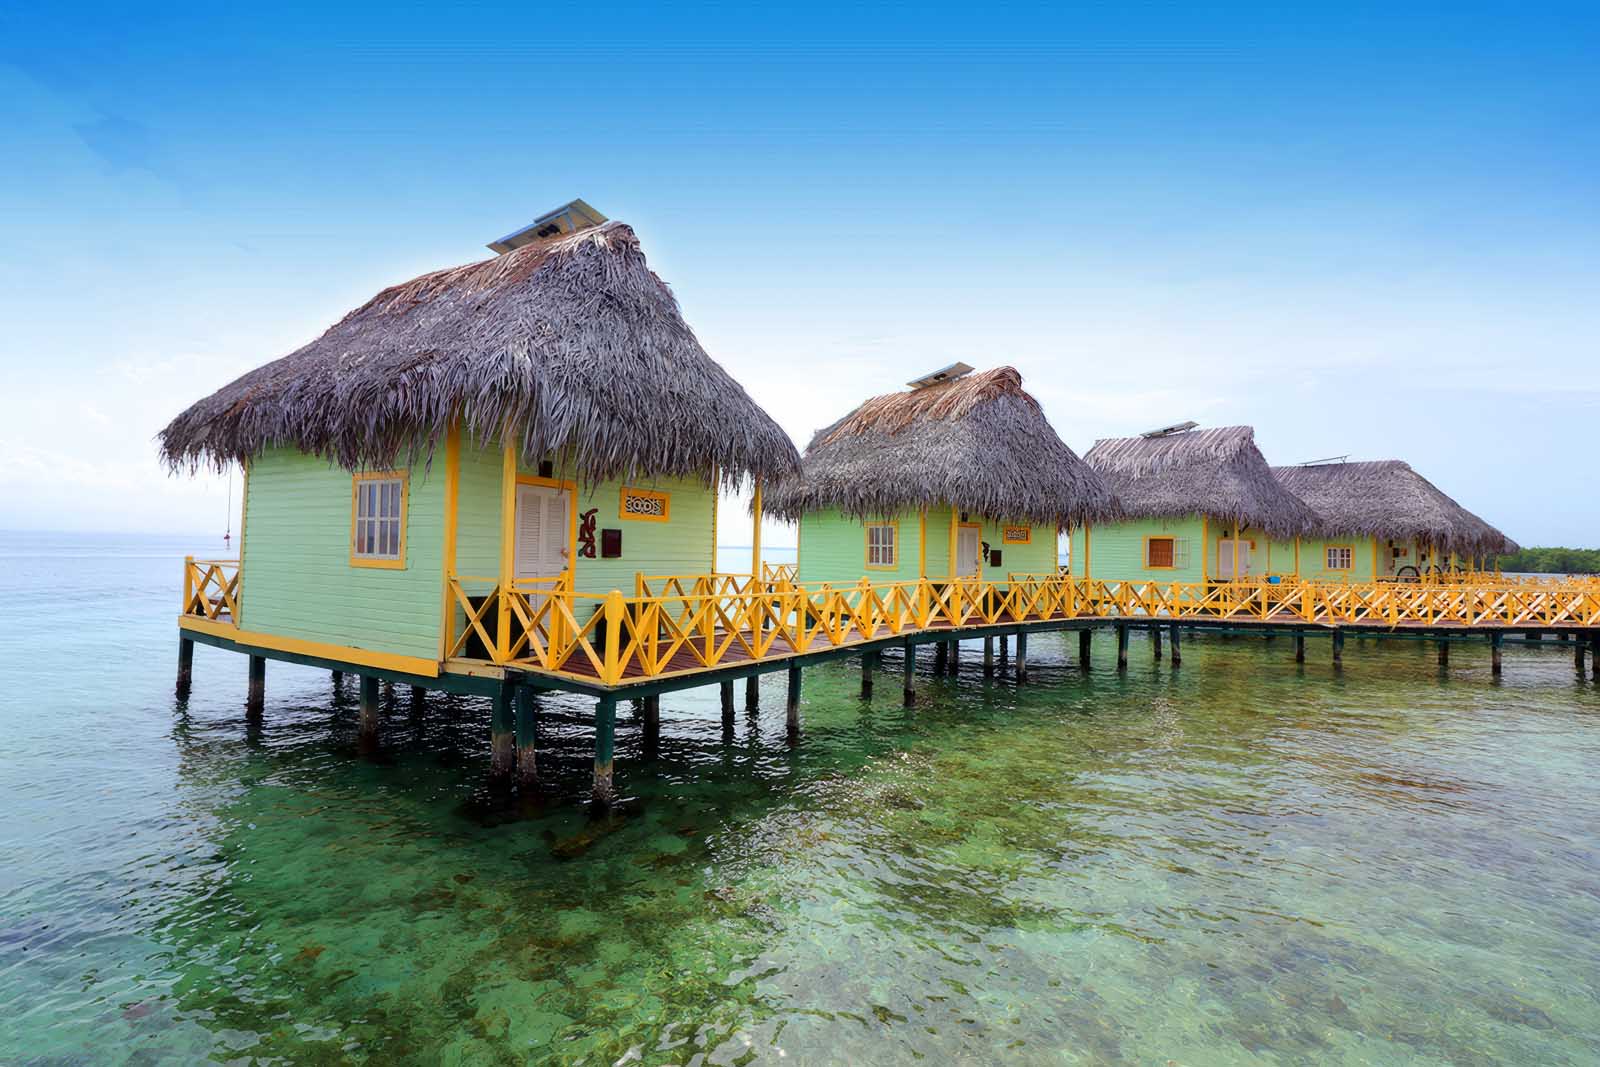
[
  {"left": 764, "top": 367, "right": 1119, "bottom": 528},
  {"left": 1083, "top": 425, "right": 1320, "bottom": 539},
  {"left": 159, "top": 221, "right": 799, "bottom": 488},
  {"left": 1273, "top": 460, "right": 1517, "bottom": 556}
]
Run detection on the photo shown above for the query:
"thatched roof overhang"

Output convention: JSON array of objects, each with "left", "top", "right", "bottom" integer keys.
[
  {"left": 763, "top": 367, "right": 1120, "bottom": 529},
  {"left": 159, "top": 222, "right": 799, "bottom": 489},
  {"left": 1273, "top": 460, "right": 1517, "bottom": 556},
  {"left": 1083, "top": 425, "right": 1320, "bottom": 540}
]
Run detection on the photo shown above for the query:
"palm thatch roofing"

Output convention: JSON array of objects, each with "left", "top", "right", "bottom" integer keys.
[
  {"left": 159, "top": 221, "right": 799, "bottom": 488},
  {"left": 1083, "top": 425, "right": 1320, "bottom": 539},
  {"left": 1273, "top": 460, "right": 1517, "bottom": 556},
  {"left": 763, "top": 367, "right": 1120, "bottom": 528}
]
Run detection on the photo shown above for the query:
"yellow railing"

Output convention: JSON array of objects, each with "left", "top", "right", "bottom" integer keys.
[
  {"left": 182, "top": 557, "right": 240, "bottom": 622},
  {"left": 762, "top": 561, "right": 798, "bottom": 585}
]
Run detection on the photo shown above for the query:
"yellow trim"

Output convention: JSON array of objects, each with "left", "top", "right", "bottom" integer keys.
[
  {"left": 864, "top": 518, "right": 900, "bottom": 570},
  {"left": 1294, "top": 536, "right": 1301, "bottom": 577},
  {"left": 948, "top": 509, "right": 959, "bottom": 579},
  {"left": 710, "top": 465, "right": 720, "bottom": 573},
  {"left": 438, "top": 425, "right": 461, "bottom": 661},
  {"left": 180, "top": 615, "right": 440, "bottom": 677},
  {"left": 236, "top": 460, "right": 250, "bottom": 628},
  {"left": 918, "top": 509, "right": 927, "bottom": 578},
  {"left": 349, "top": 469, "right": 409, "bottom": 569},
  {"left": 1001, "top": 524, "right": 1032, "bottom": 545},
  {"left": 619, "top": 486, "right": 671, "bottom": 522},
  {"left": 498, "top": 446, "right": 516, "bottom": 659},
  {"left": 1325, "top": 543, "right": 1355, "bottom": 571},
  {"left": 750, "top": 478, "right": 762, "bottom": 577},
  {"left": 1142, "top": 534, "right": 1178, "bottom": 570},
  {"left": 1083, "top": 523, "right": 1091, "bottom": 580}
]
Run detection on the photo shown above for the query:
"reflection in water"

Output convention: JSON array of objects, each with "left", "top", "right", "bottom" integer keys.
[{"left": 1, "top": 536, "right": 1598, "bottom": 1063}]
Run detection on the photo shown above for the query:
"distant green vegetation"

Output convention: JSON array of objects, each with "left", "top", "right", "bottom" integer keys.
[{"left": 1496, "top": 547, "right": 1600, "bottom": 574}]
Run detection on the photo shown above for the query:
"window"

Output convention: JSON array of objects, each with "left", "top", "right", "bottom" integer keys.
[
  {"left": 866, "top": 523, "right": 897, "bottom": 568},
  {"left": 1146, "top": 536, "right": 1176, "bottom": 568},
  {"left": 352, "top": 472, "right": 407, "bottom": 567},
  {"left": 1326, "top": 545, "right": 1353, "bottom": 571}
]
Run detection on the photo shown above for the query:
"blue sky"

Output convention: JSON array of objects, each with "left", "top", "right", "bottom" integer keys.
[{"left": 2, "top": 2, "right": 1597, "bottom": 546}]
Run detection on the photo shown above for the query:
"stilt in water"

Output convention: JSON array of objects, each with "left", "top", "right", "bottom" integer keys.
[
  {"left": 1332, "top": 630, "right": 1344, "bottom": 667},
  {"left": 1152, "top": 624, "right": 1163, "bottom": 661},
  {"left": 331, "top": 669, "right": 343, "bottom": 688},
  {"left": 1294, "top": 630, "right": 1306, "bottom": 664},
  {"left": 176, "top": 636, "right": 194, "bottom": 696},
  {"left": 489, "top": 680, "right": 515, "bottom": 785},
  {"left": 410, "top": 684, "right": 427, "bottom": 706},
  {"left": 1169, "top": 624, "right": 1182, "bottom": 667},
  {"left": 1576, "top": 635, "right": 1588, "bottom": 676},
  {"left": 592, "top": 695, "right": 617, "bottom": 807},
  {"left": 786, "top": 662, "right": 802, "bottom": 740},
  {"left": 1490, "top": 632, "right": 1504, "bottom": 678},
  {"left": 1438, "top": 639, "right": 1450, "bottom": 669},
  {"left": 745, "top": 673, "right": 760, "bottom": 711},
  {"left": 1591, "top": 633, "right": 1600, "bottom": 680},
  {"left": 1016, "top": 630, "right": 1029, "bottom": 683},
  {"left": 983, "top": 637, "right": 994, "bottom": 677},
  {"left": 1115, "top": 624, "right": 1129, "bottom": 671},
  {"left": 934, "top": 642, "right": 948, "bottom": 675},
  {"left": 902, "top": 640, "right": 917, "bottom": 706},
  {"left": 861, "top": 651, "right": 875, "bottom": 700},
  {"left": 721, "top": 680, "right": 735, "bottom": 724},
  {"left": 516, "top": 686, "right": 540, "bottom": 789},
  {"left": 999, "top": 634, "right": 1009, "bottom": 663},
  {"left": 359, "top": 673, "right": 380, "bottom": 752},
  {"left": 247, "top": 655, "right": 266, "bottom": 717},
  {"left": 1078, "top": 629, "right": 1091, "bottom": 670}
]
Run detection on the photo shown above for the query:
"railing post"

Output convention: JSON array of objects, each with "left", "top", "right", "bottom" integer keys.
[
  {"left": 181, "top": 555, "right": 195, "bottom": 613},
  {"left": 602, "top": 590, "right": 627, "bottom": 686}
]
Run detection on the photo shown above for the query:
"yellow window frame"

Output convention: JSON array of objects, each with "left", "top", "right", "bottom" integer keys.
[
  {"left": 619, "top": 486, "right": 671, "bottom": 522},
  {"left": 1143, "top": 534, "right": 1177, "bottom": 570},
  {"left": 864, "top": 520, "right": 899, "bottom": 570},
  {"left": 350, "top": 470, "right": 409, "bottom": 570},
  {"left": 1325, "top": 544, "right": 1354, "bottom": 571},
  {"left": 1001, "top": 524, "right": 1032, "bottom": 545}
]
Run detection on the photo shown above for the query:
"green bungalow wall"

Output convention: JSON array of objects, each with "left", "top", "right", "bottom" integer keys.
[
  {"left": 796, "top": 505, "right": 1058, "bottom": 586},
  {"left": 1070, "top": 516, "right": 1310, "bottom": 584},
  {"left": 240, "top": 439, "right": 721, "bottom": 662}
]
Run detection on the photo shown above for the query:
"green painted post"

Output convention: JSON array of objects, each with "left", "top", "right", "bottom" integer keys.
[
  {"left": 1169, "top": 624, "right": 1181, "bottom": 667},
  {"left": 359, "top": 674, "right": 380, "bottom": 751},
  {"left": 1078, "top": 629, "right": 1091, "bottom": 670},
  {"left": 247, "top": 655, "right": 265, "bottom": 716},
  {"left": 490, "top": 680, "right": 515, "bottom": 785},
  {"left": 1016, "top": 630, "right": 1029, "bottom": 683},
  {"left": 861, "top": 652, "right": 874, "bottom": 700},
  {"left": 903, "top": 640, "right": 916, "bottom": 706},
  {"left": 515, "top": 686, "right": 539, "bottom": 789},
  {"left": 176, "top": 636, "right": 194, "bottom": 696},
  {"left": 786, "top": 663, "right": 802, "bottom": 737},
  {"left": 1115, "top": 624, "right": 1129, "bottom": 671},
  {"left": 1490, "top": 631, "right": 1504, "bottom": 677},
  {"left": 593, "top": 695, "right": 617, "bottom": 806}
]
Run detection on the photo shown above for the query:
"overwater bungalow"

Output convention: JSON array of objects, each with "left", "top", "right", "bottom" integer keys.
[
  {"left": 1075, "top": 423, "right": 1321, "bottom": 583},
  {"left": 1273, "top": 460, "right": 1517, "bottom": 579},
  {"left": 766, "top": 364, "right": 1118, "bottom": 585},
  {"left": 161, "top": 200, "right": 798, "bottom": 695}
]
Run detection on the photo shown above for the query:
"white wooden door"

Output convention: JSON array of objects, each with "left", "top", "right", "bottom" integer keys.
[
  {"left": 515, "top": 484, "right": 570, "bottom": 581},
  {"left": 1218, "top": 538, "right": 1254, "bottom": 578},
  {"left": 956, "top": 525, "right": 981, "bottom": 578}
]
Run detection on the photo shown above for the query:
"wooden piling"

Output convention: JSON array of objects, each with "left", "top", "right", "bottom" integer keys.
[
  {"left": 1294, "top": 631, "right": 1306, "bottom": 663},
  {"left": 1591, "top": 634, "right": 1600, "bottom": 680},
  {"left": 516, "top": 686, "right": 540, "bottom": 789},
  {"left": 861, "top": 651, "right": 875, "bottom": 700},
  {"left": 490, "top": 680, "right": 515, "bottom": 784},
  {"left": 1152, "top": 624, "right": 1163, "bottom": 661},
  {"left": 786, "top": 663, "right": 802, "bottom": 737},
  {"left": 593, "top": 695, "right": 617, "bottom": 806},
  {"left": 1332, "top": 630, "right": 1344, "bottom": 667},
  {"left": 247, "top": 655, "right": 265, "bottom": 716},
  {"left": 410, "top": 684, "right": 426, "bottom": 704},
  {"left": 1078, "top": 629, "right": 1091, "bottom": 670},
  {"left": 176, "top": 636, "right": 194, "bottom": 696},
  {"left": 1115, "top": 624, "right": 1129, "bottom": 671},
  {"left": 1490, "top": 632, "right": 1504, "bottom": 677},
  {"left": 359, "top": 673, "right": 380, "bottom": 752},
  {"left": 983, "top": 637, "right": 994, "bottom": 676},
  {"left": 903, "top": 639, "right": 917, "bottom": 706},
  {"left": 720, "top": 680, "right": 735, "bottom": 722},
  {"left": 331, "top": 670, "right": 342, "bottom": 687},
  {"left": 1169, "top": 624, "right": 1181, "bottom": 667},
  {"left": 745, "top": 674, "right": 760, "bottom": 710},
  {"left": 1438, "top": 640, "right": 1450, "bottom": 668},
  {"left": 949, "top": 639, "right": 961, "bottom": 672},
  {"left": 934, "top": 642, "right": 948, "bottom": 675},
  {"left": 1016, "top": 631, "right": 1029, "bottom": 683},
  {"left": 999, "top": 634, "right": 1009, "bottom": 662},
  {"left": 1576, "top": 636, "right": 1588, "bottom": 675}
]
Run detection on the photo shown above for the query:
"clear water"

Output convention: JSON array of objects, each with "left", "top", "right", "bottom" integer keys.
[{"left": 2, "top": 531, "right": 1597, "bottom": 1065}]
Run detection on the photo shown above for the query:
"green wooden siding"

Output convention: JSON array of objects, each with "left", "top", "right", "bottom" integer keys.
[
  {"left": 795, "top": 505, "right": 1056, "bottom": 585},
  {"left": 1298, "top": 536, "right": 1378, "bottom": 581},
  {"left": 1078, "top": 516, "right": 1207, "bottom": 584},
  {"left": 241, "top": 447, "right": 444, "bottom": 659}
]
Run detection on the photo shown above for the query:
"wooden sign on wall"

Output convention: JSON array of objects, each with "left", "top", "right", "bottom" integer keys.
[{"left": 620, "top": 487, "right": 670, "bottom": 522}]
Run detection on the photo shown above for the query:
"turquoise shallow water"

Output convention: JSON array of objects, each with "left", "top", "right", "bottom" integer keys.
[{"left": 2, "top": 532, "right": 1599, "bottom": 1065}]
